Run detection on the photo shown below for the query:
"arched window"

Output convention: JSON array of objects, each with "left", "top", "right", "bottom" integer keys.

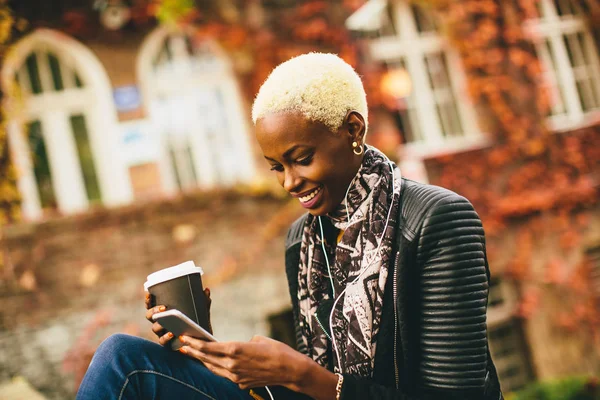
[
  {"left": 138, "top": 28, "right": 256, "bottom": 194},
  {"left": 527, "top": 0, "right": 600, "bottom": 129},
  {"left": 2, "top": 29, "right": 133, "bottom": 220},
  {"left": 365, "top": 1, "right": 480, "bottom": 151}
]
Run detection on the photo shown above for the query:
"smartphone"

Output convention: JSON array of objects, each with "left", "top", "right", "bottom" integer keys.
[{"left": 152, "top": 309, "right": 217, "bottom": 350}]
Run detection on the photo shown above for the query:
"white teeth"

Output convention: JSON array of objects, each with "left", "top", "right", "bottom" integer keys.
[{"left": 299, "top": 187, "right": 321, "bottom": 203}]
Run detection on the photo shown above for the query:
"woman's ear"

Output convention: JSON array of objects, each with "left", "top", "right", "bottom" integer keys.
[{"left": 344, "top": 111, "right": 366, "bottom": 144}]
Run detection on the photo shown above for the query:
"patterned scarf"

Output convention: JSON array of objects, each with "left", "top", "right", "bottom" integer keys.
[{"left": 297, "top": 146, "right": 402, "bottom": 376}]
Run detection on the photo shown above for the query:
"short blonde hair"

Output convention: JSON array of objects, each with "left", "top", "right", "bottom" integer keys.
[{"left": 252, "top": 52, "right": 368, "bottom": 133}]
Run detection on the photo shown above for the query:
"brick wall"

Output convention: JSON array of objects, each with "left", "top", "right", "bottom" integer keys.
[{"left": 0, "top": 189, "right": 304, "bottom": 399}]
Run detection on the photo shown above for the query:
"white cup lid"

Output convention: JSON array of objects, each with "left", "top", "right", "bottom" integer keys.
[{"left": 143, "top": 261, "right": 204, "bottom": 291}]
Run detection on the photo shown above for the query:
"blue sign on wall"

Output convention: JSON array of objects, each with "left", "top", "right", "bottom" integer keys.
[{"left": 113, "top": 85, "right": 141, "bottom": 112}]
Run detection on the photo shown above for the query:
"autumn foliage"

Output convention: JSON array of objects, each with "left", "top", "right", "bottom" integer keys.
[
  {"left": 2, "top": 0, "right": 599, "bottom": 346},
  {"left": 0, "top": 0, "right": 23, "bottom": 227},
  {"left": 422, "top": 0, "right": 600, "bottom": 346}
]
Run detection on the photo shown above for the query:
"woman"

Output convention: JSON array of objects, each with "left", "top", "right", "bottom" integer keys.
[{"left": 77, "top": 53, "right": 503, "bottom": 400}]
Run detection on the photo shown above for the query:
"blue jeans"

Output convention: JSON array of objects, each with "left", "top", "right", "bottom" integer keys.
[{"left": 76, "top": 333, "right": 254, "bottom": 400}]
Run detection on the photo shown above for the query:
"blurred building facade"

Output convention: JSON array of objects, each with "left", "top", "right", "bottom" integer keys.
[
  {"left": 348, "top": 0, "right": 600, "bottom": 392},
  {"left": 3, "top": 7, "right": 257, "bottom": 220},
  {"left": 1, "top": 0, "right": 599, "bottom": 398}
]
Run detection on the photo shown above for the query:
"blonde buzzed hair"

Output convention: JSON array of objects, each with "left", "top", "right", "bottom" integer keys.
[{"left": 252, "top": 52, "right": 368, "bottom": 134}]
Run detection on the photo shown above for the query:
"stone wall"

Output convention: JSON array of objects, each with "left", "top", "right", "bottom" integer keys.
[{"left": 0, "top": 188, "right": 304, "bottom": 399}]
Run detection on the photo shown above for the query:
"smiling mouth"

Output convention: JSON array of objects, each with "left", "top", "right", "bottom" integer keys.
[{"left": 299, "top": 186, "right": 322, "bottom": 204}]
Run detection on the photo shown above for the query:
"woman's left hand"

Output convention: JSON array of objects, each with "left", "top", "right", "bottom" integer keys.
[{"left": 178, "top": 335, "right": 309, "bottom": 391}]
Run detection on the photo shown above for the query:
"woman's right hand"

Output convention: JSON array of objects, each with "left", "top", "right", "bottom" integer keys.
[
  {"left": 145, "top": 293, "right": 174, "bottom": 346},
  {"left": 144, "top": 289, "right": 213, "bottom": 345}
]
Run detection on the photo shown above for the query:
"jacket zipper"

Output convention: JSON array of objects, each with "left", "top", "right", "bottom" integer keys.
[
  {"left": 315, "top": 313, "right": 333, "bottom": 342},
  {"left": 393, "top": 251, "right": 400, "bottom": 390}
]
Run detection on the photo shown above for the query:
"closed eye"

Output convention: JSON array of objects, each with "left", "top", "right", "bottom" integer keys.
[
  {"left": 296, "top": 154, "right": 313, "bottom": 166},
  {"left": 270, "top": 164, "right": 284, "bottom": 172}
]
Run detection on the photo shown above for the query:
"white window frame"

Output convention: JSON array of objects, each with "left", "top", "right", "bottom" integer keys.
[
  {"left": 367, "top": 0, "right": 486, "bottom": 159},
  {"left": 137, "top": 27, "right": 256, "bottom": 195},
  {"left": 1, "top": 29, "right": 133, "bottom": 220},
  {"left": 486, "top": 278, "right": 534, "bottom": 392},
  {"left": 525, "top": 0, "right": 600, "bottom": 131}
]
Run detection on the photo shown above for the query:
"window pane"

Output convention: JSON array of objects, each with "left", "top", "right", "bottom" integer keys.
[
  {"left": 488, "top": 320, "right": 533, "bottom": 392},
  {"left": 411, "top": 4, "right": 438, "bottom": 33},
  {"left": 168, "top": 141, "right": 182, "bottom": 190},
  {"left": 386, "top": 60, "right": 421, "bottom": 144},
  {"left": 576, "top": 80, "right": 598, "bottom": 112},
  {"left": 531, "top": 1, "right": 600, "bottom": 120},
  {"left": 488, "top": 278, "right": 504, "bottom": 307},
  {"left": 168, "top": 135, "right": 198, "bottom": 190},
  {"left": 563, "top": 34, "right": 579, "bottom": 67},
  {"left": 25, "top": 53, "right": 43, "bottom": 95},
  {"left": 185, "top": 143, "right": 198, "bottom": 184},
  {"left": 27, "top": 120, "right": 57, "bottom": 209},
  {"left": 553, "top": 0, "right": 577, "bottom": 16},
  {"left": 185, "top": 35, "right": 194, "bottom": 57},
  {"left": 564, "top": 32, "right": 600, "bottom": 112},
  {"left": 70, "top": 114, "right": 102, "bottom": 203},
  {"left": 74, "top": 72, "right": 84, "bottom": 88},
  {"left": 47, "top": 52, "right": 64, "bottom": 91},
  {"left": 536, "top": 39, "right": 567, "bottom": 116},
  {"left": 379, "top": 3, "right": 398, "bottom": 37},
  {"left": 156, "top": 39, "right": 173, "bottom": 67},
  {"left": 424, "top": 52, "right": 464, "bottom": 137},
  {"left": 578, "top": 32, "right": 600, "bottom": 111}
]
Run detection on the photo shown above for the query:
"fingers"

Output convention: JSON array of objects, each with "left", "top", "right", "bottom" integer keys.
[
  {"left": 152, "top": 322, "right": 166, "bottom": 335},
  {"left": 179, "top": 335, "right": 210, "bottom": 353},
  {"left": 145, "top": 305, "right": 166, "bottom": 322},
  {"left": 145, "top": 302, "right": 169, "bottom": 345},
  {"left": 178, "top": 343, "right": 270, "bottom": 389},
  {"left": 181, "top": 346, "right": 235, "bottom": 381},
  {"left": 159, "top": 332, "right": 174, "bottom": 346},
  {"left": 204, "top": 288, "right": 213, "bottom": 334},
  {"left": 181, "top": 336, "right": 249, "bottom": 360},
  {"left": 179, "top": 344, "right": 234, "bottom": 379},
  {"left": 204, "top": 288, "right": 212, "bottom": 309},
  {"left": 144, "top": 292, "right": 156, "bottom": 309}
]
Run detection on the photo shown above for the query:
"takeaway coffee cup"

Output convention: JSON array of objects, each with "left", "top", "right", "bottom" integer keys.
[{"left": 144, "top": 261, "right": 210, "bottom": 344}]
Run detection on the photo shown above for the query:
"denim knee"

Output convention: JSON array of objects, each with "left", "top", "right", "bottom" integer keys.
[
  {"left": 97, "top": 333, "right": 139, "bottom": 355},
  {"left": 90, "top": 333, "right": 143, "bottom": 368}
]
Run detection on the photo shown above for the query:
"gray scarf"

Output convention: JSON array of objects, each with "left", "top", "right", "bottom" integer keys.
[{"left": 297, "top": 146, "right": 402, "bottom": 376}]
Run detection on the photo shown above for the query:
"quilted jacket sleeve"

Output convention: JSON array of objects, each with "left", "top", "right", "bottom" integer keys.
[
  {"left": 415, "top": 193, "right": 489, "bottom": 394},
  {"left": 339, "top": 193, "right": 490, "bottom": 400}
]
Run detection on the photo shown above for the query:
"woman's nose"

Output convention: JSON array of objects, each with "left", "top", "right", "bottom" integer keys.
[{"left": 282, "top": 168, "right": 301, "bottom": 193}]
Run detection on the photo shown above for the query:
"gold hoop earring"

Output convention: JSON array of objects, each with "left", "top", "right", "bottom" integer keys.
[{"left": 352, "top": 141, "right": 363, "bottom": 155}]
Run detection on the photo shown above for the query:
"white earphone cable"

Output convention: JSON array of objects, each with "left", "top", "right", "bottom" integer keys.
[
  {"left": 322, "top": 157, "right": 397, "bottom": 373},
  {"left": 266, "top": 152, "right": 397, "bottom": 400},
  {"left": 264, "top": 386, "right": 274, "bottom": 400}
]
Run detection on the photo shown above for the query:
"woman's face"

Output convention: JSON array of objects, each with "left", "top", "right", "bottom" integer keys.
[{"left": 255, "top": 112, "right": 364, "bottom": 216}]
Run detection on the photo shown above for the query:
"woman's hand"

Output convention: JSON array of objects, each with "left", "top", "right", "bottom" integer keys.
[
  {"left": 144, "top": 288, "right": 213, "bottom": 346},
  {"left": 178, "top": 335, "right": 338, "bottom": 400},
  {"left": 179, "top": 335, "right": 311, "bottom": 391}
]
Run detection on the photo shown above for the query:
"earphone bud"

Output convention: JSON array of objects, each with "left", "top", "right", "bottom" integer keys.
[{"left": 317, "top": 148, "right": 398, "bottom": 373}]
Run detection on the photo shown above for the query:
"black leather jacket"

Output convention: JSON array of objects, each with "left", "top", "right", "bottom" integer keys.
[{"left": 284, "top": 179, "right": 503, "bottom": 400}]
